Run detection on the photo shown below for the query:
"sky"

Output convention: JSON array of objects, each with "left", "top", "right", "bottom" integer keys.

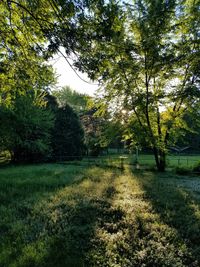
[{"left": 50, "top": 54, "right": 99, "bottom": 96}]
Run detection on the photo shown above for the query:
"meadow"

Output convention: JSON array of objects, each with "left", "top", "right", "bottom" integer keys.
[{"left": 0, "top": 163, "right": 200, "bottom": 266}]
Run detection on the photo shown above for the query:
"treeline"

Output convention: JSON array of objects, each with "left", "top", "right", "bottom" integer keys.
[
  {"left": 1, "top": 84, "right": 199, "bottom": 164},
  {"left": 0, "top": 79, "right": 124, "bottom": 163},
  {"left": 0, "top": 89, "right": 85, "bottom": 163}
]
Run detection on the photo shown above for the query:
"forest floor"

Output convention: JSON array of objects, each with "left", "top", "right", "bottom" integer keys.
[{"left": 0, "top": 163, "right": 200, "bottom": 267}]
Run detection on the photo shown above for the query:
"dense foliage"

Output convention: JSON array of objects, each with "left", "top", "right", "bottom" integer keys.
[
  {"left": 53, "top": 86, "right": 88, "bottom": 112},
  {"left": 1, "top": 91, "right": 54, "bottom": 163},
  {"left": 51, "top": 104, "right": 85, "bottom": 160},
  {"left": 0, "top": 0, "right": 88, "bottom": 163}
]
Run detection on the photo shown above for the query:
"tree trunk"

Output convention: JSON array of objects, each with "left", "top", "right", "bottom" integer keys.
[
  {"left": 158, "top": 150, "right": 166, "bottom": 172},
  {"left": 153, "top": 147, "right": 166, "bottom": 172}
]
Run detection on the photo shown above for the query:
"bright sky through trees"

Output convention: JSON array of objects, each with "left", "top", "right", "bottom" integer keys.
[{"left": 51, "top": 55, "right": 98, "bottom": 95}]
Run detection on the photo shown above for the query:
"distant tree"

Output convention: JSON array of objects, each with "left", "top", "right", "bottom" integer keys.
[
  {"left": 81, "top": 100, "right": 124, "bottom": 156},
  {"left": 81, "top": 107, "right": 103, "bottom": 156},
  {"left": 53, "top": 86, "right": 88, "bottom": 113},
  {"left": 51, "top": 104, "right": 85, "bottom": 160},
  {"left": 53, "top": 87, "right": 111, "bottom": 157},
  {"left": 0, "top": 105, "right": 14, "bottom": 152}
]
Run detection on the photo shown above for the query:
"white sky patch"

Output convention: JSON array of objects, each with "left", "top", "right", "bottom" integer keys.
[{"left": 49, "top": 54, "right": 98, "bottom": 96}]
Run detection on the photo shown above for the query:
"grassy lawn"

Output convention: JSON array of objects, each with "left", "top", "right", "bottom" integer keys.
[
  {"left": 102, "top": 154, "right": 200, "bottom": 169},
  {"left": 0, "top": 164, "right": 200, "bottom": 266}
]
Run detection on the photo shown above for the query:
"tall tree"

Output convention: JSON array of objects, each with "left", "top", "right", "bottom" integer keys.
[
  {"left": 70, "top": 0, "right": 200, "bottom": 171},
  {"left": 51, "top": 104, "right": 85, "bottom": 160}
]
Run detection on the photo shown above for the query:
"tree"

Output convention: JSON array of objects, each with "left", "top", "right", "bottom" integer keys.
[
  {"left": 53, "top": 86, "right": 88, "bottom": 113},
  {"left": 173, "top": 105, "right": 200, "bottom": 153},
  {"left": 70, "top": 0, "right": 200, "bottom": 171},
  {"left": 51, "top": 104, "right": 85, "bottom": 160},
  {"left": 0, "top": 90, "right": 54, "bottom": 163},
  {"left": 53, "top": 87, "right": 120, "bottom": 156},
  {"left": 0, "top": 0, "right": 57, "bottom": 105}
]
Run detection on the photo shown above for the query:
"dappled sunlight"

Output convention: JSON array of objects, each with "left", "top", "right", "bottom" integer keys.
[{"left": 0, "top": 166, "right": 117, "bottom": 267}]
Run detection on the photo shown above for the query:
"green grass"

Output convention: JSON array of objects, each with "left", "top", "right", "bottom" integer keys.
[
  {"left": 0, "top": 164, "right": 200, "bottom": 266},
  {"left": 72, "top": 154, "right": 200, "bottom": 170},
  {"left": 99, "top": 154, "right": 200, "bottom": 169}
]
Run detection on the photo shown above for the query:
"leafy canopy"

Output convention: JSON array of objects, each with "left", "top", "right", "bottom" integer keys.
[{"left": 67, "top": 0, "right": 200, "bottom": 170}]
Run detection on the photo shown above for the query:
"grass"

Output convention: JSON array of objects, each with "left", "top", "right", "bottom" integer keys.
[
  {"left": 0, "top": 163, "right": 200, "bottom": 266},
  {"left": 97, "top": 154, "right": 200, "bottom": 169},
  {"left": 70, "top": 154, "right": 200, "bottom": 170}
]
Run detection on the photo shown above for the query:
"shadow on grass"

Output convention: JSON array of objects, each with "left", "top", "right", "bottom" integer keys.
[
  {"left": 0, "top": 164, "right": 90, "bottom": 204},
  {"left": 136, "top": 171, "right": 200, "bottom": 265},
  {"left": 40, "top": 170, "right": 120, "bottom": 267},
  {"left": 41, "top": 198, "right": 112, "bottom": 267},
  {"left": 1, "top": 167, "right": 119, "bottom": 267}
]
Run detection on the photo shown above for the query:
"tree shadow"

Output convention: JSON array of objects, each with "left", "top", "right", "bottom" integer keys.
[
  {"left": 41, "top": 198, "right": 112, "bottom": 267},
  {"left": 39, "top": 172, "right": 119, "bottom": 267},
  {"left": 136, "top": 171, "right": 200, "bottom": 265},
  {"left": 4, "top": 167, "right": 119, "bottom": 267},
  {"left": 0, "top": 164, "right": 89, "bottom": 205}
]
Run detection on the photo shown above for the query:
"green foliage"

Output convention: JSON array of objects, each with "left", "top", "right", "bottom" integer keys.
[
  {"left": 1, "top": 0, "right": 200, "bottom": 170},
  {"left": 53, "top": 86, "right": 88, "bottom": 113},
  {"left": 81, "top": 108, "right": 111, "bottom": 156},
  {"left": 0, "top": 91, "right": 54, "bottom": 162},
  {"left": 67, "top": 0, "right": 200, "bottom": 171},
  {"left": 51, "top": 104, "right": 85, "bottom": 160},
  {"left": 0, "top": 0, "right": 57, "bottom": 106}
]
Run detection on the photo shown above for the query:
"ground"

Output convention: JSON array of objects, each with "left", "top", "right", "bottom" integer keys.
[{"left": 0, "top": 163, "right": 200, "bottom": 266}]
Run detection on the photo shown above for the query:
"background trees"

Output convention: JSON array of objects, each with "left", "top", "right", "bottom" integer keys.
[{"left": 8, "top": 91, "right": 54, "bottom": 163}]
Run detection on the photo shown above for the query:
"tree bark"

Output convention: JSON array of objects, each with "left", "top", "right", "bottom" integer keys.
[{"left": 153, "top": 147, "right": 166, "bottom": 172}]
